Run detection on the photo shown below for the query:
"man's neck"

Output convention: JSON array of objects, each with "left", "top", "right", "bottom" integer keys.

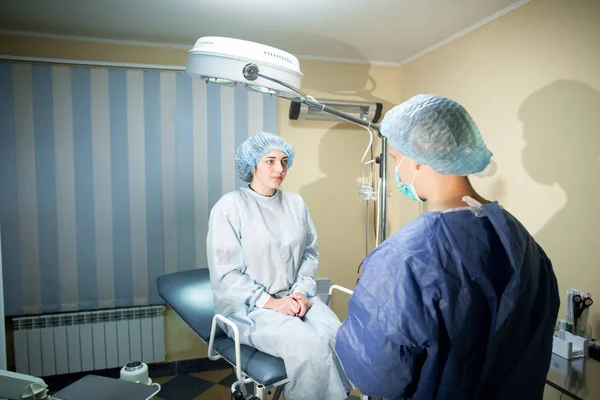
[{"left": 426, "top": 176, "right": 490, "bottom": 212}]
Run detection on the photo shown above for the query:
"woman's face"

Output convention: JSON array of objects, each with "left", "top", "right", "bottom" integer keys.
[{"left": 251, "top": 150, "right": 289, "bottom": 193}]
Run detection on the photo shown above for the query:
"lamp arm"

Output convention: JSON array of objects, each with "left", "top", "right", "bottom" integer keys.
[
  {"left": 244, "top": 63, "right": 382, "bottom": 135},
  {"left": 301, "top": 97, "right": 381, "bottom": 135}
]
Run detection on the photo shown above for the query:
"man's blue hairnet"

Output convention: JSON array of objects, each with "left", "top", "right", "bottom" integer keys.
[
  {"left": 235, "top": 131, "right": 296, "bottom": 182},
  {"left": 380, "top": 94, "right": 492, "bottom": 176}
]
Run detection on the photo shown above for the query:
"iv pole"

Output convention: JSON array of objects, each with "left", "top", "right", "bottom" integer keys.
[{"left": 241, "top": 64, "right": 388, "bottom": 244}]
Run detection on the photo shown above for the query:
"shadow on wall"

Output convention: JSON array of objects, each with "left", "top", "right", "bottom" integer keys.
[
  {"left": 279, "top": 34, "right": 397, "bottom": 306},
  {"left": 519, "top": 80, "right": 600, "bottom": 333}
]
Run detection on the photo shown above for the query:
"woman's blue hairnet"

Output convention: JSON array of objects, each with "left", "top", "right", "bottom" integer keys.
[
  {"left": 380, "top": 94, "right": 492, "bottom": 176},
  {"left": 235, "top": 132, "right": 296, "bottom": 182}
]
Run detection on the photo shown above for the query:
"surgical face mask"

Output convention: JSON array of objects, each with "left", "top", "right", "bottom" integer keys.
[{"left": 395, "top": 157, "right": 424, "bottom": 203}]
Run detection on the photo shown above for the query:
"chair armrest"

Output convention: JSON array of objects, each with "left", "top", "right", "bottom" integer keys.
[
  {"left": 209, "top": 314, "right": 244, "bottom": 384},
  {"left": 328, "top": 285, "right": 354, "bottom": 296}
]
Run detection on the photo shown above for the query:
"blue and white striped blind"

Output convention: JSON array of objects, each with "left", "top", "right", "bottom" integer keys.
[{"left": 0, "top": 61, "right": 277, "bottom": 316}]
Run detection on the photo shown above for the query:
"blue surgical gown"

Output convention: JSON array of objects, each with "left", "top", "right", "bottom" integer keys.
[{"left": 336, "top": 201, "right": 560, "bottom": 400}]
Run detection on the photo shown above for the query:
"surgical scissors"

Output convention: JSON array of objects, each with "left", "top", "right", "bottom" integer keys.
[{"left": 573, "top": 294, "right": 593, "bottom": 319}]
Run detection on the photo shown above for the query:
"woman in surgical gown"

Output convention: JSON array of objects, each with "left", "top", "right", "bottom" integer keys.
[
  {"left": 336, "top": 94, "right": 560, "bottom": 400},
  {"left": 207, "top": 131, "right": 352, "bottom": 400}
]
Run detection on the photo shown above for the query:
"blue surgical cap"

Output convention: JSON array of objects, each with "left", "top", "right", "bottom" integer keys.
[
  {"left": 380, "top": 94, "right": 492, "bottom": 176},
  {"left": 235, "top": 132, "right": 296, "bottom": 182}
]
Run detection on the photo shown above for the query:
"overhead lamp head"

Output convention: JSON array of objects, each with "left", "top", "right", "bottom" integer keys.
[{"left": 186, "top": 36, "right": 304, "bottom": 99}]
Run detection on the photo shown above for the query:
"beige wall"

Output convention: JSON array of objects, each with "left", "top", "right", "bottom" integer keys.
[
  {"left": 398, "top": 0, "right": 600, "bottom": 335},
  {"left": 0, "top": 34, "right": 401, "bottom": 363},
  {"left": 0, "top": 35, "right": 187, "bottom": 66}
]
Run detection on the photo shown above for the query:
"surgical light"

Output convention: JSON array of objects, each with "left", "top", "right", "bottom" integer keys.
[
  {"left": 187, "top": 37, "right": 303, "bottom": 100},
  {"left": 186, "top": 36, "right": 389, "bottom": 243}
]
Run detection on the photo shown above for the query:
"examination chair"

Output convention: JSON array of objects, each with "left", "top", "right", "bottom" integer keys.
[{"left": 156, "top": 268, "right": 355, "bottom": 400}]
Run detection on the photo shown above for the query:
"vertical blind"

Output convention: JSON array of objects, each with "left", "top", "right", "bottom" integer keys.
[{"left": 0, "top": 61, "right": 277, "bottom": 316}]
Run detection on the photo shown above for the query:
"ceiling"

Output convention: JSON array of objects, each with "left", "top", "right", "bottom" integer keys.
[{"left": 0, "top": 0, "right": 528, "bottom": 65}]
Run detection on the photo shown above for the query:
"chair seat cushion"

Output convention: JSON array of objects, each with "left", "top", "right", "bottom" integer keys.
[{"left": 157, "top": 268, "right": 288, "bottom": 386}]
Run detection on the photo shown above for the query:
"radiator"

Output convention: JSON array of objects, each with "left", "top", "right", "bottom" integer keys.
[{"left": 12, "top": 306, "right": 165, "bottom": 377}]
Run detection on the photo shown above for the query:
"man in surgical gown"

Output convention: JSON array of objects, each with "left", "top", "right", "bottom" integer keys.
[
  {"left": 336, "top": 94, "right": 560, "bottom": 400},
  {"left": 207, "top": 132, "right": 352, "bottom": 400}
]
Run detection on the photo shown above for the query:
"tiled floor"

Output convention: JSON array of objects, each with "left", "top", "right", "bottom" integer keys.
[
  {"left": 44, "top": 364, "right": 362, "bottom": 400},
  {"left": 153, "top": 369, "right": 362, "bottom": 400},
  {"left": 152, "top": 369, "right": 232, "bottom": 400}
]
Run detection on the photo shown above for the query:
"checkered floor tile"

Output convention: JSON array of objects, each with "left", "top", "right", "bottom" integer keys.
[
  {"left": 152, "top": 368, "right": 362, "bottom": 400},
  {"left": 42, "top": 365, "right": 363, "bottom": 400}
]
